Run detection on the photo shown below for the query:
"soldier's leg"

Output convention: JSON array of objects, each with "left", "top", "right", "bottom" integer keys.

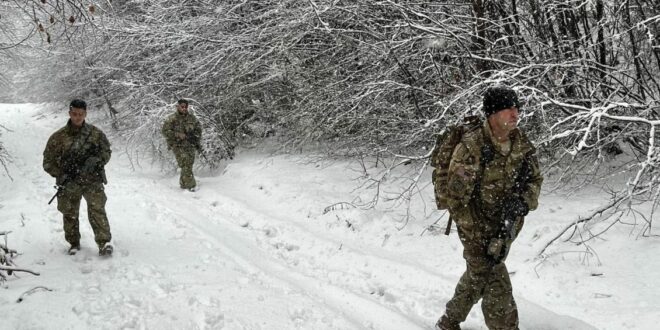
[
  {"left": 177, "top": 148, "right": 196, "bottom": 189},
  {"left": 481, "top": 262, "right": 519, "bottom": 330},
  {"left": 82, "top": 182, "right": 112, "bottom": 248},
  {"left": 56, "top": 183, "right": 83, "bottom": 246},
  {"left": 173, "top": 148, "right": 185, "bottom": 169},
  {"left": 173, "top": 149, "right": 186, "bottom": 188},
  {"left": 444, "top": 254, "right": 492, "bottom": 322}
]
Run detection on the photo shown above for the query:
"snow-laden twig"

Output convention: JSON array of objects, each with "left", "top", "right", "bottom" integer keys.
[
  {"left": 16, "top": 286, "right": 53, "bottom": 303},
  {"left": 0, "top": 265, "right": 40, "bottom": 276},
  {"left": 538, "top": 194, "right": 627, "bottom": 256},
  {"left": 307, "top": 0, "right": 330, "bottom": 32},
  {"left": 1, "top": 231, "right": 40, "bottom": 285}
]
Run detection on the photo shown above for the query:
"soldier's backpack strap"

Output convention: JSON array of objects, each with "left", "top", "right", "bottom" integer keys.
[{"left": 469, "top": 124, "right": 496, "bottom": 217}]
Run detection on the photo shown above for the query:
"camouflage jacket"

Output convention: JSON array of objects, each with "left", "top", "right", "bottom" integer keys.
[
  {"left": 43, "top": 120, "right": 111, "bottom": 184},
  {"left": 161, "top": 111, "right": 202, "bottom": 150},
  {"left": 446, "top": 120, "right": 543, "bottom": 240}
]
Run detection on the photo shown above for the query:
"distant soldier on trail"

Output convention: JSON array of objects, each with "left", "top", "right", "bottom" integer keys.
[
  {"left": 43, "top": 99, "right": 114, "bottom": 257},
  {"left": 434, "top": 86, "right": 543, "bottom": 330},
  {"left": 161, "top": 99, "right": 202, "bottom": 191}
]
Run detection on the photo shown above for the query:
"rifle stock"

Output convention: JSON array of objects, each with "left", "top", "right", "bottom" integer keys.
[
  {"left": 47, "top": 174, "right": 74, "bottom": 205},
  {"left": 196, "top": 145, "right": 211, "bottom": 166},
  {"left": 444, "top": 216, "right": 452, "bottom": 235},
  {"left": 48, "top": 186, "right": 63, "bottom": 205}
]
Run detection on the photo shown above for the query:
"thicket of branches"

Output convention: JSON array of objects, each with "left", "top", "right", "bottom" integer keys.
[
  {"left": 1, "top": 231, "right": 40, "bottom": 287},
  {"left": 2, "top": 1, "right": 660, "bottom": 241}
]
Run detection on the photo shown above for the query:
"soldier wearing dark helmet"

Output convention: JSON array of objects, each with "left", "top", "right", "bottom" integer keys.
[
  {"left": 43, "top": 99, "right": 114, "bottom": 256},
  {"left": 435, "top": 86, "right": 543, "bottom": 330}
]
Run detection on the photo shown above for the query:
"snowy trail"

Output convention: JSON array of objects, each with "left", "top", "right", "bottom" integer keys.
[
  {"left": 182, "top": 189, "right": 452, "bottom": 325},
  {"left": 140, "top": 179, "right": 425, "bottom": 329},
  {"left": 0, "top": 105, "right": 426, "bottom": 329},
  {"left": 1, "top": 104, "right": 604, "bottom": 329},
  {"left": 4, "top": 105, "right": 364, "bottom": 329}
]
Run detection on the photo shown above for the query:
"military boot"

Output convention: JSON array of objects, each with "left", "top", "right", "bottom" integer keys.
[
  {"left": 68, "top": 243, "right": 81, "bottom": 255},
  {"left": 99, "top": 242, "right": 114, "bottom": 257},
  {"left": 435, "top": 315, "right": 461, "bottom": 330}
]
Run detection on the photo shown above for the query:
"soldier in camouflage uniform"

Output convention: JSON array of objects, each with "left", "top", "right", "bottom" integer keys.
[
  {"left": 161, "top": 99, "right": 202, "bottom": 191},
  {"left": 436, "top": 86, "right": 543, "bottom": 330},
  {"left": 43, "top": 99, "right": 114, "bottom": 256}
]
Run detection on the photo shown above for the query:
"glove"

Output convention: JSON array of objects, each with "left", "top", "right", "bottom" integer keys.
[
  {"left": 487, "top": 238, "right": 505, "bottom": 258},
  {"left": 502, "top": 196, "right": 529, "bottom": 218},
  {"left": 62, "top": 162, "right": 80, "bottom": 177},
  {"left": 56, "top": 174, "right": 68, "bottom": 186},
  {"left": 82, "top": 157, "right": 101, "bottom": 174}
]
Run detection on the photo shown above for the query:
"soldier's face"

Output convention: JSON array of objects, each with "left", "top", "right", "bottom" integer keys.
[
  {"left": 69, "top": 107, "right": 87, "bottom": 127},
  {"left": 177, "top": 103, "right": 188, "bottom": 114},
  {"left": 492, "top": 107, "right": 519, "bottom": 132}
]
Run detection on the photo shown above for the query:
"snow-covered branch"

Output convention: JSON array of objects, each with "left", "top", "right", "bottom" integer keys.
[
  {"left": 3, "top": 0, "right": 660, "bottom": 235},
  {"left": 1, "top": 232, "right": 40, "bottom": 285}
]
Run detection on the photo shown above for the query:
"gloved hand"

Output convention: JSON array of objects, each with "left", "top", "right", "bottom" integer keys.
[
  {"left": 187, "top": 133, "right": 199, "bottom": 146},
  {"left": 62, "top": 162, "right": 80, "bottom": 177},
  {"left": 82, "top": 156, "right": 101, "bottom": 174},
  {"left": 487, "top": 238, "right": 505, "bottom": 259},
  {"left": 502, "top": 196, "right": 529, "bottom": 218},
  {"left": 56, "top": 174, "right": 68, "bottom": 186}
]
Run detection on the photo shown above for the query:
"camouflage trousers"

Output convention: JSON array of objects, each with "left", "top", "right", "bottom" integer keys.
[
  {"left": 444, "top": 247, "right": 519, "bottom": 330},
  {"left": 173, "top": 147, "right": 196, "bottom": 189},
  {"left": 57, "top": 180, "right": 112, "bottom": 249}
]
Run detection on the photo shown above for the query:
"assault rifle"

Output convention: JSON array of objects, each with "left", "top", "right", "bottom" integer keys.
[
  {"left": 47, "top": 162, "right": 82, "bottom": 205},
  {"left": 47, "top": 159, "right": 104, "bottom": 204},
  {"left": 187, "top": 132, "right": 210, "bottom": 163},
  {"left": 48, "top": 175, "right": 72, "bottom": 205},
  {"left": 487, "top": 157, "right": 532, "bottom": 263},
  {"left": 47, "top": 128, "right": 95, "bottom": 205},
  {"left": 487, "top": 209, "right": 520, "bottom": 263}
]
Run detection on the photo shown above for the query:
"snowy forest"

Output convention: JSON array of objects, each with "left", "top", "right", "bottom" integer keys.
[
  {"left": 1, "top": 1, "right": 660, "bottom": 329},
  {"left": 1, "top": 1, "right": 659, "bottom": 238}
]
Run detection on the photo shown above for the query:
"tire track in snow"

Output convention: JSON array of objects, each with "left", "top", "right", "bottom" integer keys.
[
  {"left": 189, "top": 190, "right": 453, "bottom": 326},
  {"left": 144, "top": 184, "right": 427, "bottom": 330},
  {"left": 117, "top": 179, "right": 360, "bottom": 329}
]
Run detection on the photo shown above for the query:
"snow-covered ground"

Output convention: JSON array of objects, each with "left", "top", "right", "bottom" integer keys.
[{"left": 0, "top": 103, "right": 658, "bottom": 329}]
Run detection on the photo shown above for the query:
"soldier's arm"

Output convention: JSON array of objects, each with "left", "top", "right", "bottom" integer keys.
[
  {"left": 161, "top": 117, "right": 175, "bottom": 146},
  {"left": 193, "top": 116, "right": 202, "bottom": 142},
  {"left": 521, "top": 151, "right": 543, "bottom": 211},
  {"left": 97, "top": 130, "right": 112, "bottom": 166},
  {"left": 184, "top": 115, "right": 202, "bottom": 145},
  {"left": 42, "top": 134, "right": 62, "bottom": 178}
]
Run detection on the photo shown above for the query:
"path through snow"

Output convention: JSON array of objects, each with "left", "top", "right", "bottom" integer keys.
[{"left": 1, "top": 104, "right": 603, "bottom": 329}]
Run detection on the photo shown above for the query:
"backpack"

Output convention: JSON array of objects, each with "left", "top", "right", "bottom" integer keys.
[{"left": 430, "top": 115, "right": 483, "bottom": 211}]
